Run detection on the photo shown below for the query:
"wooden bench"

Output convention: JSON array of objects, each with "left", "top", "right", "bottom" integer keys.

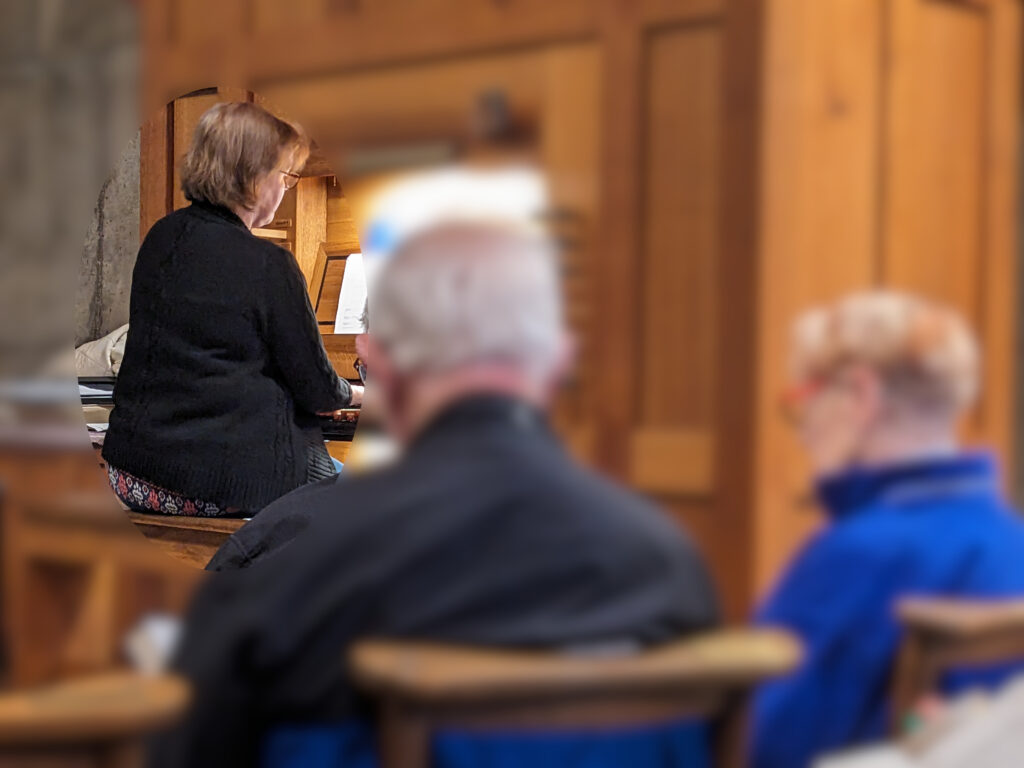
[
  {"left": 891, "top": 597, "right": 1024, "bottom": 731},
  {"left": 126, "top": 513, "right": 245, "bottom": 569},
  {"left": 0, "top": 671, "right": 188, "bottom": 767},
  {"left": 350, "top": 628, "right": 801, "bottom": 768},
  {"left": 1, "top": 482, "right": 202, "bottom": 687}
]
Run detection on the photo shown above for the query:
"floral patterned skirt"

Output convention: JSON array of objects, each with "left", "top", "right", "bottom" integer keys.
[{"left": 107, "top": 464, "right": 237, "bottom": 517}]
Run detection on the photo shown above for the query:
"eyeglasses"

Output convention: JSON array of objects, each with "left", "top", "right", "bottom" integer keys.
[
  {"left": 779, "top": 378, "right": 826, "bottom": 426},
  {"left": 281, "top": 170, "right": 301, "bottom": 190}
]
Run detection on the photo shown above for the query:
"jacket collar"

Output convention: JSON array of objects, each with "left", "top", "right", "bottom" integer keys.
[
  {"left": 408, "top": 394, "right": 549, "bottom": 452},
  {"left": 188, "top": 199, "right": 249, "bottom": 231},
  {"left": 815, "top": 452, "right": 1001, "bottom": 519}
]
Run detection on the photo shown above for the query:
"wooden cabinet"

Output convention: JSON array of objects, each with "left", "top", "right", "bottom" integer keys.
[
  {"left": 754, "top": 0, "right": 1021, "bottom": 597},
  {"left": 140, "top": 0, "right": 1021, "bottom": 619}
]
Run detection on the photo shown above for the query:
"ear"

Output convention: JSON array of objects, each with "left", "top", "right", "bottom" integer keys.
[
  {"left": 846, "top": 365, "right": 884, "bottom": 424},
  {"left": 552, "top": 330, "right": 577, "bottom": 384}
]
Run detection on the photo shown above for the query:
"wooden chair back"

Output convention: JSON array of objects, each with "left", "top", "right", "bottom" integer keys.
[
  {"left": 350, "top": 628, "right": 801, "bottom": 768},
  {"left": 0, "top": 671, "right": 188, "bottom": 768},
  {"left": 891, "top": 597, "right": 1024, "bottom": 731}
]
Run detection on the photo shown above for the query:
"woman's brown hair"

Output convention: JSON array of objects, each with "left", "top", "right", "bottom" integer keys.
[{"left": 179, "top": 101, "right": 309, "bottom": 212}]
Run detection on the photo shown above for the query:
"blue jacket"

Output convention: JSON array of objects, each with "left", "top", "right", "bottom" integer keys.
[{"left": 752, "top": 453, "right": 1024, "bottom": 768}]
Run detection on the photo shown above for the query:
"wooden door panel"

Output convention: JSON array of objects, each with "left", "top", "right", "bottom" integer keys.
[
  {"left": 627, "top": 21, "right": 721, "bottom": 498},
  {"left": 883, "top": 0, "right": 987, "bottom": 322},
  {"left": 639, "top": 23, "right": 720, "bottom": 431}
]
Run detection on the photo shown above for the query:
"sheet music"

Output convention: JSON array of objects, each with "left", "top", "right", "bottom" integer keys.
[
  {"left": 334, "top": 252, "right": 367, "bottom": 334},
  {"left": 79, "top": 384, "right": 113, "bottom": 397}
]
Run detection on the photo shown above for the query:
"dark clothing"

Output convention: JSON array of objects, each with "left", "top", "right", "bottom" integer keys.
[
  {"left": 753, "top": 453, "right": 1024, "bottom": 768},
  {"left": 103, "top": 201, "right": 350, "bottom": 511},
  {"left": 153, "top": 396, "right": 718, "bottom": 768}
]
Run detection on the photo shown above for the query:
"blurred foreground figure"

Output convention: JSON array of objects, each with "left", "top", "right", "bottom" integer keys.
[
  {"left": 754, "top": 292, "right": 1024, "bottom": 768},
  {"left": 152, "top": 221, "right": 717, "bottom": 768}
]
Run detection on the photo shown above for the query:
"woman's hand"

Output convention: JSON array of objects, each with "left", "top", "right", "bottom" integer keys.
[
  {"left": 316, "top": 386, "right": 364, "bottom": 419},
  {"left": 347, "top": 385, "right": 364, "bottom": 408}
]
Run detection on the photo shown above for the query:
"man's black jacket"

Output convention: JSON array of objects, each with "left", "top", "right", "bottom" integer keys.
[{"left": 151, "top": 396, "right": 718, "bottom": 768}]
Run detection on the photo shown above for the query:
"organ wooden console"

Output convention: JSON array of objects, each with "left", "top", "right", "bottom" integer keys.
[{"left": 141, "top": 0, "right": 1023, "bottom": 619}]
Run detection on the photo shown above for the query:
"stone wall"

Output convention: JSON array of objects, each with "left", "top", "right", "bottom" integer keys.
[
  {"left": 75, "top": 132, "right": 139, "bottom": 347},
  {"left": 0, "top": 0, "right": 138, "bottom": 372}
]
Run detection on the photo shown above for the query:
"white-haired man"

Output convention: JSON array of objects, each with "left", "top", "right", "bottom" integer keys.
[{"left": 153, "top": 221, "right": 717, "bottom": 768}]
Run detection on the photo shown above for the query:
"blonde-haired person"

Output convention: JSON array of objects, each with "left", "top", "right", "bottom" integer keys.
[
  {"left": 752, "top": 291, "right": 1024, "bottom": 768},
  {"left": 104, "top": 102, "right": 362, "bottom": 518}
]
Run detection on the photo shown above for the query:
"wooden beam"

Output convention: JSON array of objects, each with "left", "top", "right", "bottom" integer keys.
[{"left": 146, "top": 0, "right": 597, "bottom": 103}]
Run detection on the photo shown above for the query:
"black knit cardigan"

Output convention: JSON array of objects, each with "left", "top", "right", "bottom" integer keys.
[{"left": 102, "top": 200, "right": 351, "bottom": 511}]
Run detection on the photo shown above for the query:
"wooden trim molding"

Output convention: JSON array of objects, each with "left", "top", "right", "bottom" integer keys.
[{"left": 628, "top": 427, "right": 714, "bottom": 497}]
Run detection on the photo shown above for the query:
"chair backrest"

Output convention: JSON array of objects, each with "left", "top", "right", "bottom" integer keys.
[
  {"left": 349, "top": 627, "right": 801, "bottom": 768},
  {"left": 0, "top": 671, "right": 188, "bottom": 767},
  {"left": 891, "top": 597, "right": 1024, "bottom": 731}
]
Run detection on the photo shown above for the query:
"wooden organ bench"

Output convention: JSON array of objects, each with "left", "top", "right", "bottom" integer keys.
[{"left": 124, "top": 513, "right": 245, "bottom": 569}]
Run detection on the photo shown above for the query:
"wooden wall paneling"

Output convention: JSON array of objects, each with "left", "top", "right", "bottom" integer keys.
[
  {"left": 334, "top": 173, "right": 409, "bottom": 251},
  {"left": 139, "top": 103, "right": 172, "bottom": 239},
  {"left": 252, "top": 0, "right": 325, "bottom": 33},
  {"left": 136, "top": 0, "right": 1023, "bottom": 622},
  {"left": 171, "top": 0, "right": 250, "bottom": 47},
  {"left": 882, "top": 0, "right": 1018, "bottom": 461},
  {"left": 630, "top": 50, "right": 722, "bottom": 489},
  {"left": 139, "top": 0, "right": 174, "bottom": 118},
  {"left": 295, "top": 177, "right": 328, "bottom": 285},
  {"left": 638, "top": 0, "right": 724, "bottom": 26},
  {"left": 258, "top": 48, "right": 547, "bottom": 152},
  {"left": 170, "top": 88, "right": 253, "bottom": 213},
  {"left": 540, "top": 43, "right": 601, "bottom": 462},
  {"left": 268, "top": 182, "right": 298, "bottom": 253},
  {"left": 594, "top": 0, "right": 645, "bottom": 477},
  {"left": 235, "top": 0, "right": 597, "bottom": 86},
  {"left": 326, "top": 182, "right": 362, "bottom": 249},
  {"left": 636, "top": 22, "right": 720, "bottom": 435},
  {"left": 171, "top": 91, "right": 224, "bottom": 212},
  {"left": 980, "top": 0, "right": 1022, "bottom": 467},
  {"left": 752, "top": 0, "right": 883, "bottom": 597},
  {"left": 882, "top": 0, "right": 987, "bottom": 322},
  {"left": 602, "top": 14, "right": 726, "bottom": 613},
  {"left": 629, "top": 428, "right": 714, "bottom": 496},
  {"left": 589, "top": 0, "right": 741, "bottom": 612},
  {"left": 712, "top": 0, "right": 768, "bottom": 618}
]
